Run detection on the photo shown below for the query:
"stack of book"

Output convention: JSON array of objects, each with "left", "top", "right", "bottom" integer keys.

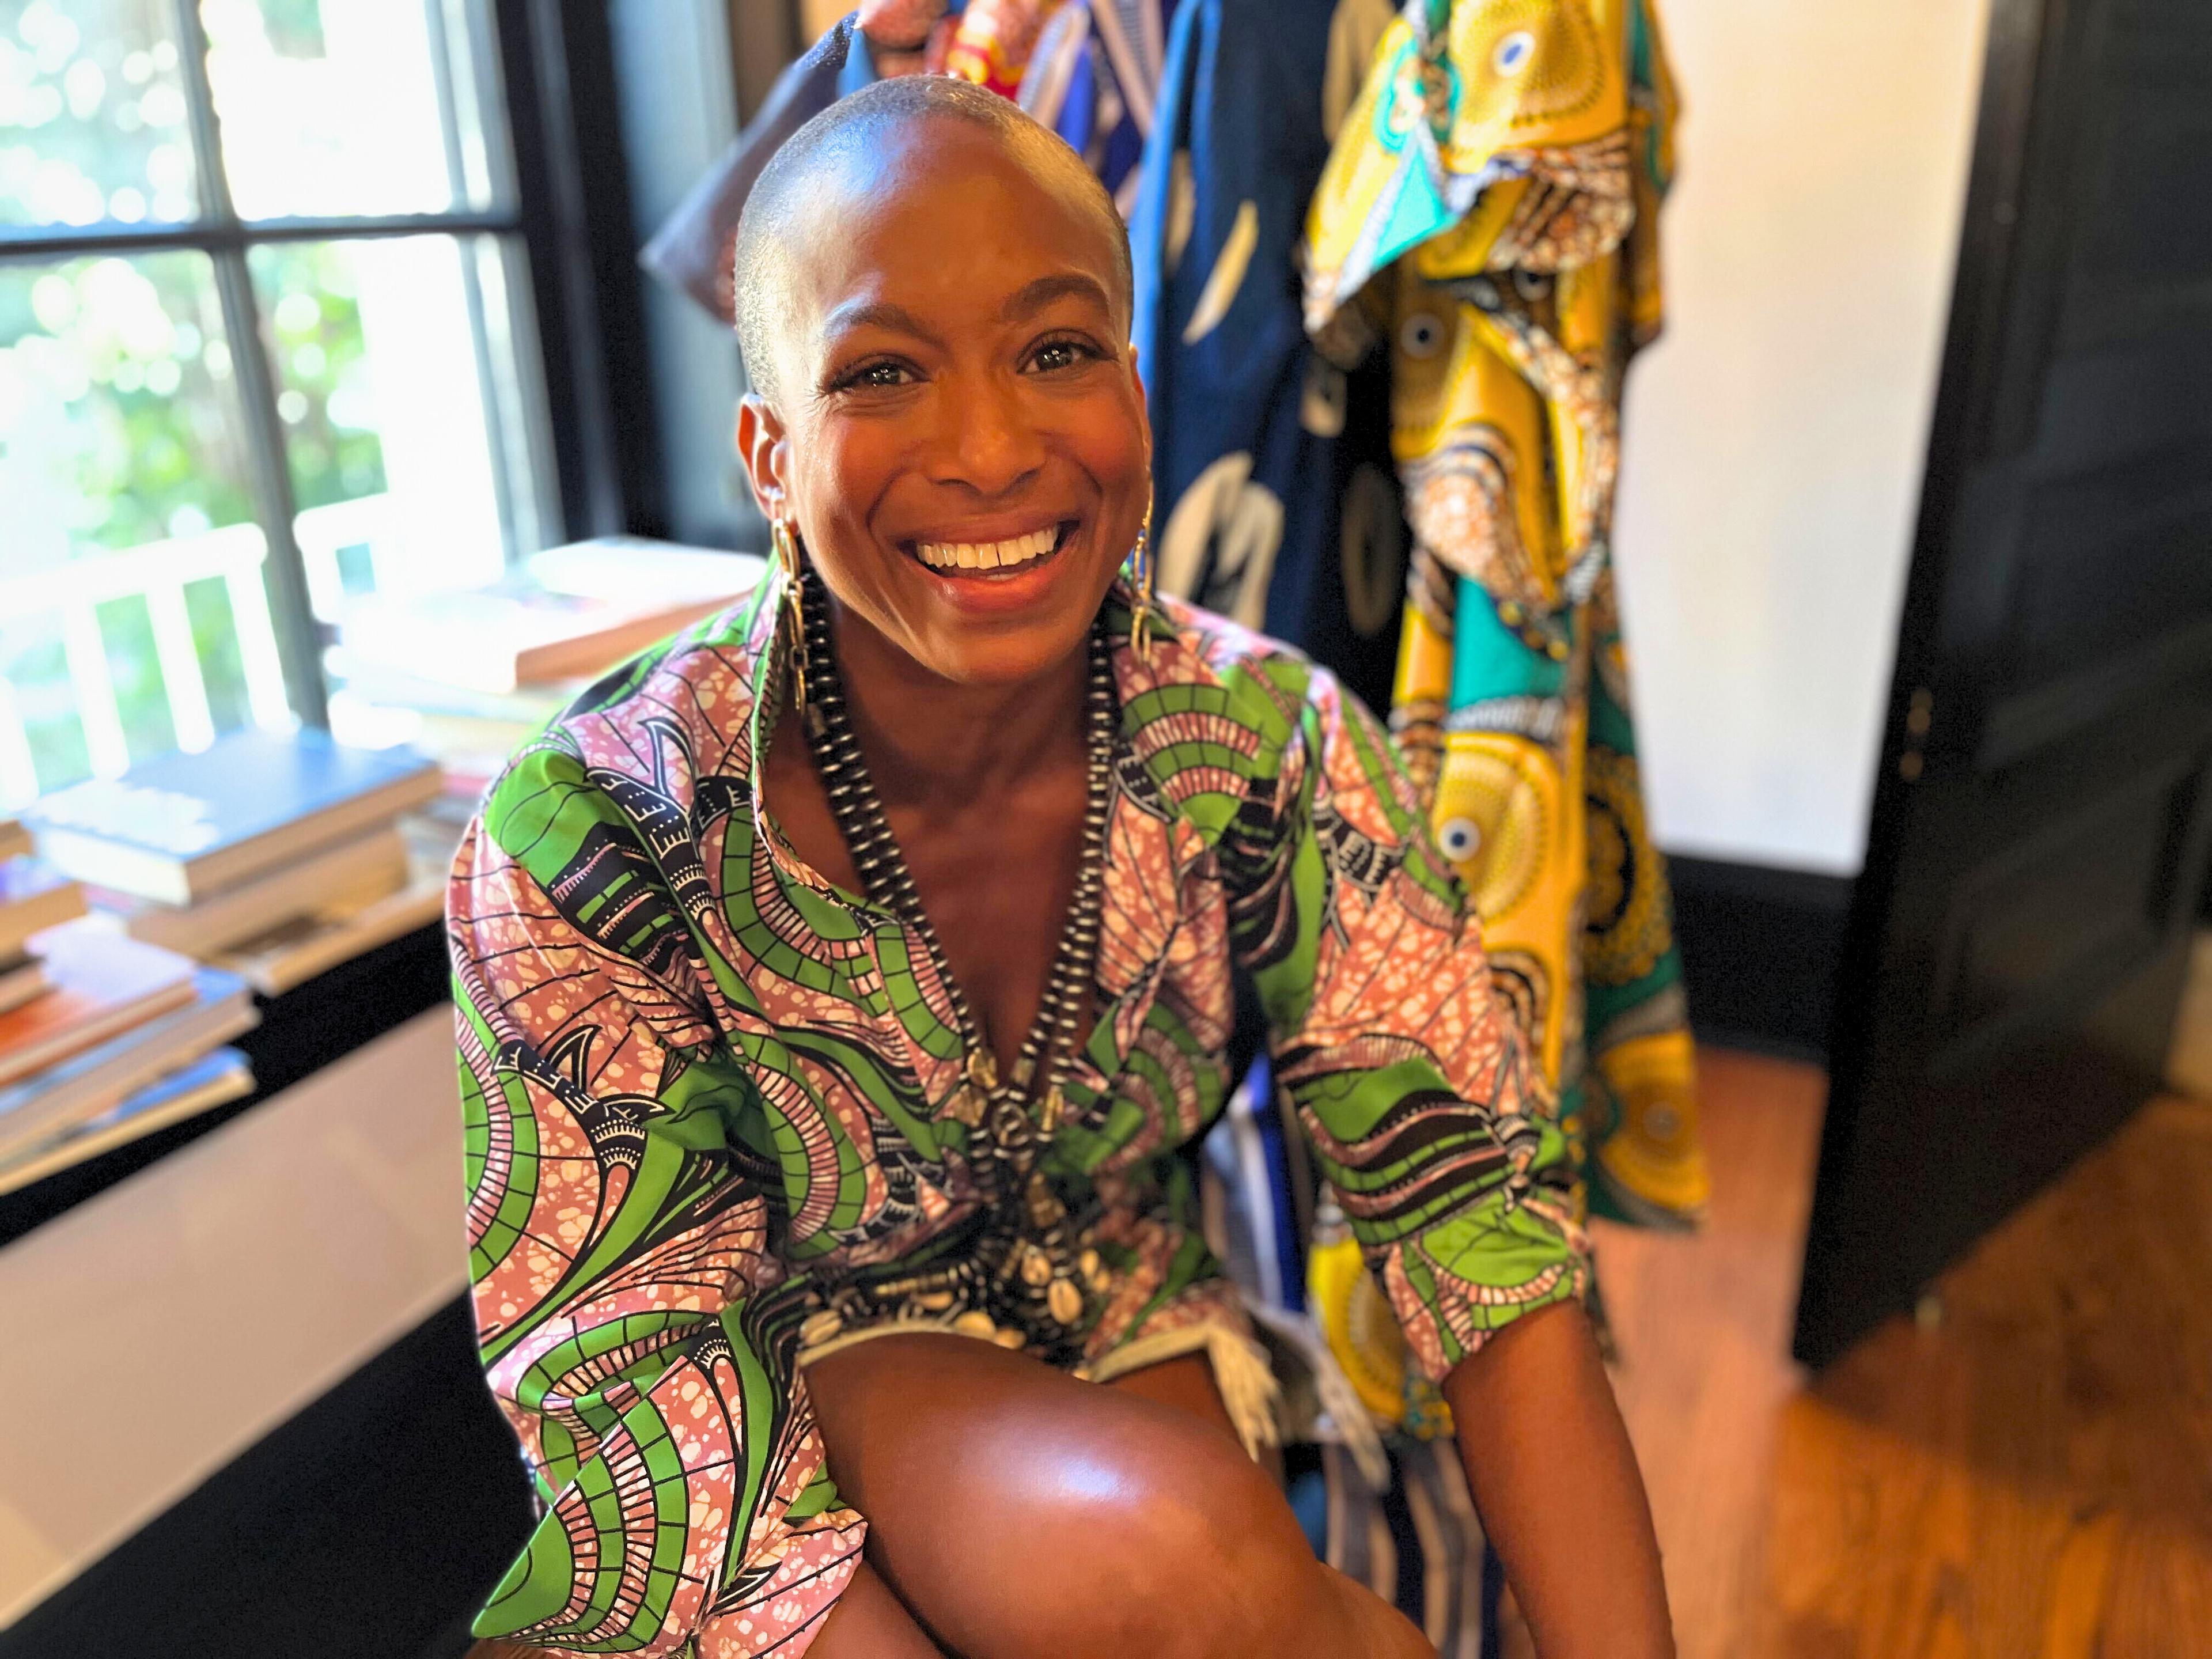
[
  {"left": 22, "top": 728, "right": 445, "bottom": 997},
  {"left": 0, "top": 918, "right": 260, "bottom": 1192},
  {"left": 328, "top": 536, "right": 763, "bottom": 821},
  {"left": 1, "top": 815, "right": 88, "bottom": 1017}
]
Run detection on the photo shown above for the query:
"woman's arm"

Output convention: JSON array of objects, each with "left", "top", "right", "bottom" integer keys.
[
  {"left": 1227, "top": 655, "right": 1672, "bottom": 1653},
  {"left": 450, "top": 751, "right": 866, "bottom": 1653},
  {"left": 1445, "top": 1301, "right": 1673, "bottom": 1658}
]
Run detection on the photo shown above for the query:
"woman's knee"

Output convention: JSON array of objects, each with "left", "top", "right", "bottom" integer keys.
[{"left": 1064, "top": 1411, "right": 1335, "bottom": 1657}]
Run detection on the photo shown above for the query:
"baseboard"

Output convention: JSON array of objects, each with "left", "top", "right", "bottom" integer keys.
[
  {"left": 0, "top": 1296, "right": 534, "bottom": 1659},
  {"left": 1666, "top": 853, "right": 1855, "bottom": 1063}
]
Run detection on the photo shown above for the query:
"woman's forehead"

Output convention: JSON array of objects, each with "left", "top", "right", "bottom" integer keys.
[{"left": 787, "top": 122, "right": 1126, "bottom": 324}]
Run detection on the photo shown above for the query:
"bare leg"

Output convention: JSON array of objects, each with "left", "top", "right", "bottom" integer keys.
[
  {"left": 809, "top": 1558, "right": 946, "bottom": 1656},
  {"left": 805, "top": 1333, "right": 1434, "bottom": 1659}
]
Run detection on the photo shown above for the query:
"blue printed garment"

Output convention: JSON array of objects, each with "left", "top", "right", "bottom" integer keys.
[
  {"left": 1021, "top": 1, "right": 1180, "bottom": 211},
  {"left": 1130, "top": 0, "right": 1405, "bottom": 718}
]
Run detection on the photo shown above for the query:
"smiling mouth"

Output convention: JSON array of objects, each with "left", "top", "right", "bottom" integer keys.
[{"left": 908, "top": 521, "right": 1074, "bottom": 578}]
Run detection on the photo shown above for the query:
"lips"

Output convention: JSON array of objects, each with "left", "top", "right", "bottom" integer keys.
[{"left": 909, "top": 521, "right": 1071, "bottom": 577}]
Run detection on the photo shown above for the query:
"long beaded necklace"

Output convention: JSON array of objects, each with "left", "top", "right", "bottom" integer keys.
[{"left": 799, "top": 570, "right": 1115, "bottom": 1351}]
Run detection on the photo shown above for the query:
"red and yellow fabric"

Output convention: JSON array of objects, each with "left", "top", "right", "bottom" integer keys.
[
  {"left": 937, "top": 0, "right": 1071, "bottom": 94},
  {"left": 1301, "top": 0, "right": 1703, "bottom": 1432}
]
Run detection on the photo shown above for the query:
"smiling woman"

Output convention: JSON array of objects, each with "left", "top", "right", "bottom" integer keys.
[
  {"left": 732, "top": 77, "right": 1145, "bottom": 692},
  {"left": 449, "top": 74, "right": 1672, "bottom": 1659}
]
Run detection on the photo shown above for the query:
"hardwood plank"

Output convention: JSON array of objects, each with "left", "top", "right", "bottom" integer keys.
[{"left": 1502, "top": 1037, "right": 2212, "bottom": 1658}]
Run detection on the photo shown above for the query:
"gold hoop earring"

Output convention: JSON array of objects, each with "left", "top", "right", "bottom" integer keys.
[
  {"left": 771, "top": 517, "right": 810, "bottom": 718},
  {"left": 1127, "top": 500, "right": 1157, "bottom": 661}
]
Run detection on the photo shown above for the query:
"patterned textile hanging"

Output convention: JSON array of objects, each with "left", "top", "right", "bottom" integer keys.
[
  {"left": 1021, "top": 1, "right": 1181, "bottom": 211},
  {"left": 1130, "top": 0, "right": 1408, "bottom": 722},
  {"left": 940, "top": 0, "right": 1071, "bottom": 93},
  {"left": 1302, "top": 0, "right": 1709, "bottom": 1238}
]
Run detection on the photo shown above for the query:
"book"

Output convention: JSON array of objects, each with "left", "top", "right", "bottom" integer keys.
[
  {"left": 0, "top": 955, "right": 50, "bottom": 1017},
  {"left": 0, "top": 973, "right": 259, "bottom": 1166},
  {"left": 88, "top": 823, "right": 410, "bottom": 958},
  {"left": 213, "top": 863, "right": 446, "bottom": 996},
  {"left": 0, "top": 856, "right": 85, "bottom": 960},
  {"left": 335, "top": 538, "right": 763, "bottom": 694},
  {"left": 322, "top": 650, "right": 585, "bottom": 722},
  {"left": 0, "top": 922, "right": 199, "bottom": 1089},
  {"left": 20, "top": 729, "right": 440, "bottom": 904},
  {"left": 0, "top": 1047, "right": 255, "bottom": 1197}
]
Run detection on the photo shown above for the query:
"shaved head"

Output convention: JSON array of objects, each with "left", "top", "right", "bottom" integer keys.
[{"left": 732, "top": 74, "right": 1133, "bottom": 406}]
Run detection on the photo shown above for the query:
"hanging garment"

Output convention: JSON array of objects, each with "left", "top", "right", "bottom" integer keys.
[
  {"left": 1302, "top": 0, "right": 1709, "bottom": 1234},
  {"left": 1130, "top": 0, "right": 1408, "bottom": 719},
  {"left": 941, "top": 0, "right": 1069, "bottom": 92},
  {"left": 1020, "top": 1, "right": 1180, "bottom": 211}
]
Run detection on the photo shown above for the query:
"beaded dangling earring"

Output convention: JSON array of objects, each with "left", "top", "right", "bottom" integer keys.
[
  {"left": 1126, "top": 500, "right": 1157, "bottom": 661},
  {"left": 771, "top": 517, "right": 811, "bottom": 721}
]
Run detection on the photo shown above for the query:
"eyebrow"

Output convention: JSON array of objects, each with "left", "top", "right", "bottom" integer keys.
[
  {"left": 817, "top": 299, "right": 945, "bottom": 351},
  {"left": 1002, "top": 272, "right": 1113, "bottom": 321},
  {"left": 815, "top": 272, "right": 1115, "bottom": 357}
]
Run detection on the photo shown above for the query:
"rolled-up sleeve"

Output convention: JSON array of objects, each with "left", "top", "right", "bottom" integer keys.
[
  {"left": 1236, "top": 664, "right": 1589, "bottom": 1384},
  {"left": 450, "top": 778, "right": 863, "bottom": 1654}
]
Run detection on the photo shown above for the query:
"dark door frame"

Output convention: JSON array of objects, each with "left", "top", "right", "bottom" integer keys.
[{"left": 1801, "top": 0, "right": 2212, "bottom": 1366}]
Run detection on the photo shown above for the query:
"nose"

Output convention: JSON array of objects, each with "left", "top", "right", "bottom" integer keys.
[{"left": 927, "top": 369, "right": 1046, "bottom": 499}]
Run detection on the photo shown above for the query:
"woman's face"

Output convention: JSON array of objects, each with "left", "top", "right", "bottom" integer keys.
[{"left": 738, "top": 119, "right": 1149, "bottom": 691}]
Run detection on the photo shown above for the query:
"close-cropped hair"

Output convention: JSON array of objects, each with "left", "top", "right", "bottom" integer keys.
[{"left": 732, "top": 73, "right": 1135, "bottom": 404}]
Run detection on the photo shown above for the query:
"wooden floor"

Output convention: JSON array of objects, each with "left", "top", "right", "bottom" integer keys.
[{"left": 1506, "top": 1037, "right": 2212, "bottom": 1658}]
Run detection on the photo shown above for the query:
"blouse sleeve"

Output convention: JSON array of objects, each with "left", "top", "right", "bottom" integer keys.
[
  {"left": 1237, "top": 664, "right": 1589, "bottom": 1384},
  {"left": 450, "top": 785, "right": 863, "bottom": 1654}
]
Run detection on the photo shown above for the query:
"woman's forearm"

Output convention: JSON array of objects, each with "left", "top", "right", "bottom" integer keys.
[{"left": 1442, "top": 1300, "right": 1674, "bottom": 1659}]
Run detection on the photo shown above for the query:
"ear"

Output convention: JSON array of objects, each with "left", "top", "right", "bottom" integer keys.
[{"left": 736, "top": 393, "right": 790, "bottom": 522}]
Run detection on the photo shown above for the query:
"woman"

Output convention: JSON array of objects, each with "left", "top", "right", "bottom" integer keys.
[{"left": 453, "top": 75, "right": 1672, "bottom": 1658}]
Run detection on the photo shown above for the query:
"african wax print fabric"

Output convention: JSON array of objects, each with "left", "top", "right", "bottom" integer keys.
[
  {"left": 1020, "top": 0, "right": 1179, "bottom": 211},
  {"left": 1131, "top": 0, "right": 1408, "bottom": 720},
  {"left": 939, "top": 0, "right": 1066, "bottom": 93},
  {"left": 1303, "top": 0, "right": 1709, "bottom": 1234},
  {"left": 449, "top": 578, "right": 1588, "bottom": 1653}
]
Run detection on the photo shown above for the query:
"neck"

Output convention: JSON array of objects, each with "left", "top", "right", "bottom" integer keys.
[{"left": 823, "top": 598, "right": 1089, "bottom": 806}]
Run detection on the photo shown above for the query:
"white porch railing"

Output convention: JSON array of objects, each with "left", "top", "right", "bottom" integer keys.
[{"left": 0, "top": 493, "right": 393, "bottom": 812}]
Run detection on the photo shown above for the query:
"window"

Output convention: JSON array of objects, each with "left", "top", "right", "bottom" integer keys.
[{"left": 0, "top": 0, "right": 559, "bottom": 809}]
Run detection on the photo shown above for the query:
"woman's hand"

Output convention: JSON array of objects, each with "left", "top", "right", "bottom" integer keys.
[{"left": 1443, "top": 1300, "right": 1675, "bottom": 1658}]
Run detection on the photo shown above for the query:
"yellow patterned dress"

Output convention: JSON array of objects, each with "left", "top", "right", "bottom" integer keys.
[{"left": 1302, "top": 0, "right": 1706, "bottom": 1278}]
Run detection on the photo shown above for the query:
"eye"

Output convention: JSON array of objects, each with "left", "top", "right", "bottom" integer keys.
[
  {"left": 830, "top": 357, "right": 918, "bottom": 392},
  {"left": 1437, "top": 816, "right": 1483, "bottom": 863},
  {"left": 1027, "top": 335, "right": 1101, "bottom": 374},
  {"left": 1493, "top": 30, "right": 1535, "bottom": 75}
]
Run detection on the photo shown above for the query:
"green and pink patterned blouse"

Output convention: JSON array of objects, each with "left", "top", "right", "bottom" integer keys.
[{"left": 449, "top": 578, "right": 1586, "bottom": 1654}]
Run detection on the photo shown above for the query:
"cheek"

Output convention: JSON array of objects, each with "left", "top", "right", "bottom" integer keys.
[
  {"left": 790, "top": 423, "right": 900, "bottom": 577},
  {"left": 1063, "top": 382, "right": 1152, "bottom": 536},
  {"left": 1080, "top": 384, "right": 1149, "bottom": 487}
]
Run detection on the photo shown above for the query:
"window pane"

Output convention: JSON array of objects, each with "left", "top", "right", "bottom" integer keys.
[
  {"left": 249, "top": 234, "right": 538, "bottom": 627},
  {"left": 0, "top": 0, "right": 200, "bottom": 227},
  {"left": 206, "top": 0, "right": 499, "bottom": 219},
  {"left": 0, "top": 252, "right": 290, "bottom": 809}
]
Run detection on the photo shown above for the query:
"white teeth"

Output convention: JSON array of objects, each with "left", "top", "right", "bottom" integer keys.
[{"left": 916, "top": 526, "right": 1062, "bottom": 573}]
